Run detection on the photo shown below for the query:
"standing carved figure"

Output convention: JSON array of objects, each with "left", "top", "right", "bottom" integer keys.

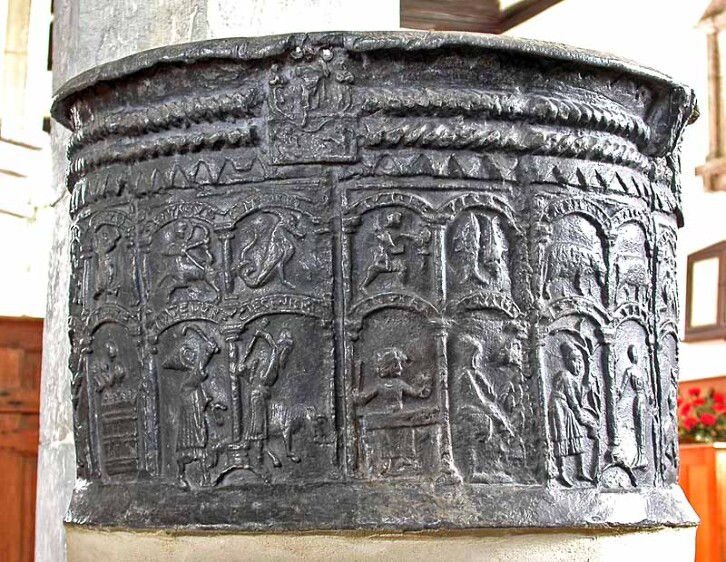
[
  {"left": 458, "top": 338, "right": 516, "bottom": 480},
  {"left": 162, "top": 325, "right": 223, "bottom": 487},
  {"left": 356, "top": 348, "right": 431, "bottom": 475},
  {"left": 238, "top": 212, "right": 305, "bottom": 289},
  {"left": 156, "top": 220, "right": 220, "bottom": 302},
  {"left": 237, "top": 323, "right": 294, "bottom": 468},
  {"left": 93, "top": 225, "right": 122, "bottom": 300},
  {"left": 618, "top": 345, "right": 654, "bottom": 469},
  {"left": 549, "top": 341, "right": 598, "bottom": 486},
  {"left": 461, "top": 339, "right": 514, "bottom": 442},
  {"left": 661, "top": 367, "right": 679, "bottom": 475}
]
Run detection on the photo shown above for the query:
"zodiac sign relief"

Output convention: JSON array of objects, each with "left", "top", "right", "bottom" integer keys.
[
  {"left": 162, "top": 326, "right": 226, "bottom": 488},
  {"left": 354, "top": 348, "right": 434, "bottom": 477},
  {"left": 544, "top": 242, "right": 605, "bottom": 301},
  {"left": 549, "top": 341, "right": 600, "bottom": 487},
  {"left": 612, "top": 222, "right": 650, "bottom": 305},
  {"left": 542, "top": 215, "right": 606, "bottom": 303},
  {"left": 358, "top": 211, "right": 431, "bottom": 294},
  {"left": 155, "top": 220, "right": 221, "bottom": 303},
  {"left": 237, "top": 212, "right": 305, "bottom": 290},
  {"left": 452, "top": 212, "right": 510, "bottom": 292}
]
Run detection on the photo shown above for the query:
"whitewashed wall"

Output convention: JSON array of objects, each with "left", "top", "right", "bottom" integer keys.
[{"left": 509, "top": 0, "right": 726, "bottom": 381}]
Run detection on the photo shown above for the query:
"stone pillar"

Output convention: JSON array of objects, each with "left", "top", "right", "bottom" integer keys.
[{"left": 35, "top": 3, "right": 399, "bottom": 562}]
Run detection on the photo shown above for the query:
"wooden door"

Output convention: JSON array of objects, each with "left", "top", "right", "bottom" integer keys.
[
  {"left": 680, "top": 444, "right": 726, "bottom": 562},
  {"left": 0, "top": 317, "right": 42, "bottom": 562}
]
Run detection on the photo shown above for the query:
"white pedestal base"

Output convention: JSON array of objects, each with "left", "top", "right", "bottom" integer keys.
[{"left": 66, "top": 525, "right": 696, "bottom": 562}]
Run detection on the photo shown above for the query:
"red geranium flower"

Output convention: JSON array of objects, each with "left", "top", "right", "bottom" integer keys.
[
  {"left": 677, "top": 397, "right": 684, "bottom": 407},
  {"left": 683, "top": 417, "right": 699, "bottom": 431},
  {"left": 714, "top": 392, "right": 725, "bottom": 404},
  {"left": 681, "top": 403, "right": 692, "bottom": 415},
  {"left": 714, "top": 403, "right": 726, "bottom": 414},
  {"left": 700, "top": 413, "right": 717, "bottom": 427},
  {"left": 694, "top": 397, "right": 707, "bottom": 406},
  {"left": 688, "top": 387, "right": 702, "bottom": 397}
]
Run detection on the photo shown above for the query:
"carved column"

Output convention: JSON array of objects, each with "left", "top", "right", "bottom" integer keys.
[{"left": 50, "top": 27, "right": 700, "bottom": 562}]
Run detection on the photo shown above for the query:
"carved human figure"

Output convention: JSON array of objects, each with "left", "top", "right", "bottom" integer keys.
[
  {"left": 237, "top": 322, "right": 294, "bottom": 468},
  {"left": 544, "top": 242, "right": 605, "bottom": 301},
  {"left": 549, "top": 341, "right": 598, "bottom": 486},
  {"left": 660, "top": 260, "right": 678, "bottom": 317},
  {"left": 156, "top": 220, "right": 220, "bottom": 302},
  {"left": 92, "top": 340, "right": 141, "bottom": 476},
  {"left": 327, "top": 50, "right": 354, "bottom": 111},
  {"left": 661, "top": 367, "right": 679, "bottom": 475},
  {"left": 238, "top": 212, "right": 305, "bottom": 289},
  {"left": 162, "top": 325, "right": 224, "bottom": 487},
  {"left": 359, "top": 212, "right": 429, "bottom": 293},
  {"left": 454, "top": 213, "right": 509, "bottom": 290},
  {"left": 93, "top": 225, "right": 122, "bottom": 300},
  {"left": 461, "top": 339, "right": 514, "bottom": 443},
  {"left": 458, "top": 338, "right": 516, "bottom": 479},
  {"left": 617, "top": 345, "right": 654, "bottom": 469},
  {"left": 497, "top": 338, "right": 528, "bottom": 460},
  {"left": 356, "top": 348, "right": 431, "bottom": 475},
  {"left": 92, "top": 341, "right": 126, "bottom": 393},
  {"left": 295, "top": 50, "right": 330, "bottom": 122}
]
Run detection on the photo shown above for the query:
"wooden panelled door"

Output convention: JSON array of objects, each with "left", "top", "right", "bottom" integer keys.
[{"left": 0, "top": 318, "right": 42, "bottom": 562}]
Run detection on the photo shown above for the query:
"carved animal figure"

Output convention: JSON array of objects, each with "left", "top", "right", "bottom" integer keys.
[
  {"left": 615, "top": 254, "right": 648, "bottom": 301},
  {"left": 266, "top": 403, "right": 318, "bottom": 465},
  {"left": 544, "top": 242, "right": 604, "bottom": 301}
]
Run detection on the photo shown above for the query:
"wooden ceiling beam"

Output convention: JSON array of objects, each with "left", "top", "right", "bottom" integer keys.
[
  {"left": 401, "top": 0, "right": 501, "bottom": 33},
  {"left": 401, "top": 0, "right": 565, "bottom": 34},
  {"left": 499, "top": 0, "right": 564, "bottom": 32}
]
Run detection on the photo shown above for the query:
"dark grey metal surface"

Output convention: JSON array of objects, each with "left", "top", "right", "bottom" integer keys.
[{"left": 52, "top": 31, "right": 698, "bottom": 531}]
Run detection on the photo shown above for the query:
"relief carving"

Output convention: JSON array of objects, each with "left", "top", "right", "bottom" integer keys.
[
  {"left": 612, "top": 216, "right": 651, "bottom": 306},
  {"left": 152, "top": 219, "right": 222, "bottom": 303},
  {"left": 354, "top": 347, "right": 433, "bottom": 476},
  {"left": 87, "top": 319, "right": 145, "bottom": 480},
  {"left": 452, "top": 212, "right": 509, "bottom": 292},
  {"left": 56, "top": 32, "right": 696, "bottom": 529},
  {"left": 162, "top": 325, "right": 226, "bottom": 487},
  {"left": 358, "top": 211, "right": 431, "bottom": 295},
  {"left": 234, "top": 321, "right": 295, "bottom": 468},
  {"left": 268, "top": 44, "right": 357, "bottom": 164},
  {"left": 549, "top": 340, "right": 599, "bottom": 487},
  {"left": 236, "top": 211, "right": 306, "bottom": 290},
  {"left": 616, "top": 344, "right": 654, "bottom": 469}
]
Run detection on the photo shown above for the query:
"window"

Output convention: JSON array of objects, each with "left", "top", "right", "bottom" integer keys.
[{"left": 685, "top": 241, "right": 726, "bottom": 341}]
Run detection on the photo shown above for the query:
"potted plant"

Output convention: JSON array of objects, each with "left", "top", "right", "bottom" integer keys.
[{"left": 678, "top": 387, "right": 726, "bottom": 443}]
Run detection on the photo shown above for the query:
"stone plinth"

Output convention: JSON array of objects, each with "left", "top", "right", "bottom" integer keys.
[{"left": 66, "top": 527, "right": 696, "bottom": 562}]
